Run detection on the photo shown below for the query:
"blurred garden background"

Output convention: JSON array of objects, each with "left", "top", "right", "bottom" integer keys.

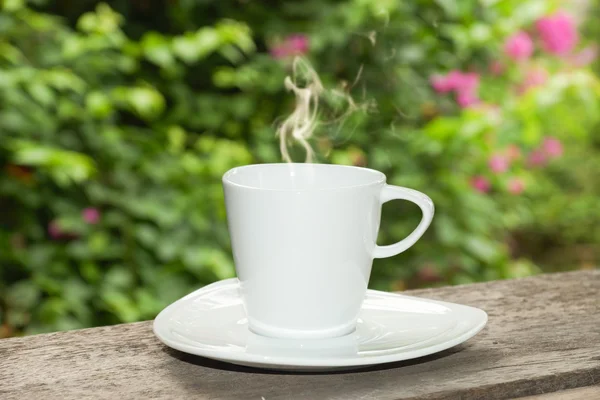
[{"left": 1, "top": 0, "right": 599, "bottom": 337}]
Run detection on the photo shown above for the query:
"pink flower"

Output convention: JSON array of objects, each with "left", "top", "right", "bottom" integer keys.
[
  {"left": 489, "top": 154, "right": 509, "bottom": 173},
  {"left": 489, "top": 61, "right": 504, "bottom": 76},
  {"left": 270, "top": 47, "right": 288, "bottom": 59},
  {"left": 536, "top": 12, "right": 579, "bottom": 55},
  {"left": 568, "top": 45, "right": 598, "bottom": 67},
  {"left": 456, "top": 72, "right": 480, "bottom": 94},
  {"left": 430, "top": 71, "right": 464, "bottom": 93},
  {"left": 287, "top": 34, "right": 309, "bottom": 54},
  {"left": 507, "top": 178, "right": 525, "bottom": 195},
  {"left": 431, "top": 71, "right": 479, "bottom": 92},
  {"left": 446, "top": 70, "right": 465, "bottom": 89},
  {"left": 82, "top": 207, "right": 101, "bottom": 224},
  {"left": 430, "top": 70, "right": 480, "bottom": 107},
  {"left": 504, "top": 31, "right": 534, "bottom": 61},
  {"left": 455, "top": 72, "right": 480, "bottom": 107},
  {"left": 48, "top": 221, "right": 63, "bottom": 239},
  {"left": 270, "top": 34, "right": 309, "bottom": 59},
  {"left": 471, "top": 176, "right": 491, "bottom": 193},
  {"left": 456, "top": 91, "right": 479, "bottom": 108},
  {"left": 430, "top": 75, "right": 454, "bottom": 93},
  {"left": 519, "top": 66, "right": 549, "bottom": 93},
  {"left": 543, "top": 137, "right": 563, "bottom": 157},
  {"left": 528, "top": 150, "right": 547, "bottom": 167}
]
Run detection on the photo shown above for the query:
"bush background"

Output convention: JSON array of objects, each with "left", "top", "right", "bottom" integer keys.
[{"left": 1, "top": 0, "right": 599, "bottom": 336}]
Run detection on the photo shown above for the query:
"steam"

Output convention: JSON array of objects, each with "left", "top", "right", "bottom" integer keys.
[
  {"left": 277, "top": 58, "right": 324, "bottom": 163},
  {"left": 276, "top": 57, "right": 374, "bottom": 163}
]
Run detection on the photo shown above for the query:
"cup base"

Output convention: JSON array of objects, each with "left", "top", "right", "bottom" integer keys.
[{"left": 248, "top": 318, "right": 357, "bottom": 340}]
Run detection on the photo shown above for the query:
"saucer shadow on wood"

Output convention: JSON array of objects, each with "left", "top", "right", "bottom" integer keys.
[{"left": 162, "top": 344, "right": 467, "bottom": 375}]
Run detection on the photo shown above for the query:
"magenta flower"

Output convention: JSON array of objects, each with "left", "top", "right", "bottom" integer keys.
[
  {"left": 430, "top": 71, "right": 464, "bottom": 93},
  {"left": 48, "top": 221, "right": 63, "bottom": 239},
  {"left": 507, "top": 178, "right": 525, "bottom": 195},
  {"left": 270, "top": 47, "right": 287, "bottom": 59},
  {"left": 543, "top": 137, "right": 564, "bottom": 157},
  {"left": 82, "top": 207, "right": 101, "bottom": 224},
  {"left": 471, "top": 176, "right": 491, "bottom": 193},
  {"left": 287, "top": 34, "right": 309, "bottom": 54},
  {"left": 430, "top": 75, "right": 454, "bottom": 93},
  {"left": 446, "top": 70, "right": 465, "bottom": 88},
  {"left": 519, "top": 66, "right": 548, "bottom": 94},
  {"left": 504, "top": 31, "right": 534, "bottom": 61},
  {"left": 430, "top": 70, "right": 480, "bottom": 108},
  {"left": 528, "top": 150, "right": 547, "bottom": 167},
  {"left": 489, "top": 154, "right": 509, "bottom": 174},
  {"left": 456, "top": 91, "right": 479, "bottom": 108},
  {"left": 536, "top": 12, "right": 579, "bottom": 55},
  {"left": 569, "top": 45, "right": 598, "bottom": 67},
  {"left": 431, "top": 71, "right": 479, "bottom": 92},
  {"left": 270, "top": 34, "right": 309, "bottom": 59},
  {"left": 455, "top": 72, "right": 480, "bottom": 108},
  {"left": 457, "top": 72, "right": 480, "bottom": 93}
]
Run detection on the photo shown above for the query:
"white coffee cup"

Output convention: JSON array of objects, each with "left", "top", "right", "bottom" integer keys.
[{"left": 223, "top": 163, "right": 434, "bottom": 339}]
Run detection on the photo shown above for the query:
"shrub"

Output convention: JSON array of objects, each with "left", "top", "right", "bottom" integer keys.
[{"left": 0, "top": 0, "right": 598, "bottom": 336}]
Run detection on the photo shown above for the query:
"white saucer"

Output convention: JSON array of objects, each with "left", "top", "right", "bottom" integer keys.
[{"left": 153, "top": 278, "right": 487, "bottom": 371}]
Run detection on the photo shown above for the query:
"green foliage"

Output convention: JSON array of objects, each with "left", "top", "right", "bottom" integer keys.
[{"left": 0, "top": 0, "right": 599, "bottom": 335}]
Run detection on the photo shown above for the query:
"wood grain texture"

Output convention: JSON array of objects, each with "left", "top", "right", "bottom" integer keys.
[
  {"left": 0, "top": 271, "right": 599, "bottom": 400},
  {"left": 514, "top": 385, "right": 600, "bottom": 399}
]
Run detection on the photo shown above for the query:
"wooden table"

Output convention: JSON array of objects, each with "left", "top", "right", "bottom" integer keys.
[{"left": 1, "top": 271, "right": 599, "bottom": 400}]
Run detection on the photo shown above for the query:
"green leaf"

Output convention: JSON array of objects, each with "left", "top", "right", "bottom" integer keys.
[
  {"left": 77, "top": 3, "right": 123, "bottom": 34},
  {"left": 6, "top": 281, "right": 40, "bottom": 310},
  {"left": 101, "top": 291, "right": 140, "bottom": 323},
  {"left": 77, "top": 12, "right": 98, "bottom": 33},
  {"left": 172, "top": 28, "right": 221, "bottom": 64},
  {"left": 424, "top": 117, "right": 461, "bottom": 141},
  {"left": 463, "top": 236, "right": 501, "bottom": 263},
  {"left": 135, "top": 224, "right": 159, "bottom": 247},
  {"left": 27, "top": 83, "right": 55, "bottom": 106},
  {"left": 209, "top": 250, "right": 236, "bottom": 280},
  {"left": 182, "top": 247, "right": 210, "bottom": 274},
  {"left": 215, "top": 20, "right": 254, "bottom": 54},
  {"left": 39, "top": 298, "right": 68, "bottom": 323},
  {"left": 8, "top": 140, "right": 96, "bottom": 185},
  {"left": 80, "top": 262, "right": 101, "bottom": 283},
  {"left": 3, "top": 0, "right": 25, "bottom": 12},
  {"left": 134, "top": 288, "right": 162, "bottom": 318},
  {"left": 103, "top": 267, "right": 135, "bottom": 290},
  {"left": 141, "top": 32, "right": 175, "bottom": 68},
  {"left": 435, "top": 214, "right": 461, "bottom": 246},
  {"left": 157, "top": 237, "right": 180, "bottom": 262},
  {"left": 43, "top": 69, "right": 86, "bottom": 93},
  {"left": 86, "top": 92, "right": 113, "bottom": 118},
  {"left": 167, "top": 126, "right": 186, "bottom": 154},
  {"left": 88, "top": 232, "right": 110, "bottom": 254},
  {"left": 112, "top": 86, "right": 165, "bottom": 120}
]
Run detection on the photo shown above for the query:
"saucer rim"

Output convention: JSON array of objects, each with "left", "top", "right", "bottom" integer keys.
[{"left": 153, "top": 278, "right": 488, "bottom": 369}]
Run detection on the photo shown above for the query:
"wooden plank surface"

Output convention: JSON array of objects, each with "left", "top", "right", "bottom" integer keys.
[
  {"left": 515, "top": 385, "right": 600, "bottom": 399},
  {"left": 0, "top": 271, "right": 599, "bottom": 400}
]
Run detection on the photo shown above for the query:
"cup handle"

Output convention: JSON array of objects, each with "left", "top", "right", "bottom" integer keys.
[{"left": 373, "top": 185, "right": 435, "bottom": 259}]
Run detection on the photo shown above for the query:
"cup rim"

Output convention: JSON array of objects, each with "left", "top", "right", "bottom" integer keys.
[{"left": 222, "top": 163, "right": 386, "bottom": 192}]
